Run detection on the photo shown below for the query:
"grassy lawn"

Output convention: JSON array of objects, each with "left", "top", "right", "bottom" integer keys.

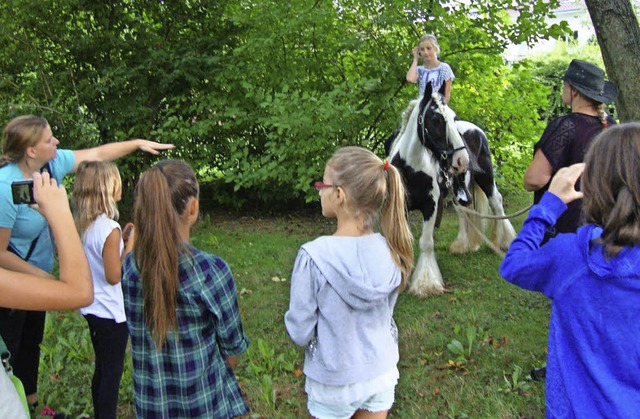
[{"left": 38, "top": 189, "right": 549, "bottom": 418}]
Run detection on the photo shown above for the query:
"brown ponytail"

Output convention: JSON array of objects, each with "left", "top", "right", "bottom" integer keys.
[
  {"left": 133, "top": 160, "right": 199, "bottom": 347},
  {"left": 582, "top": 123, "right": 640, "bottom": 256}
]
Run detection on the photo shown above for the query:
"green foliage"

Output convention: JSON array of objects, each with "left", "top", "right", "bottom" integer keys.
[
  {"left": 453, "top": 61, "right": 551, "bottom": 192},
  {"left": 1, "top": 0, "right": 570, "bottom": 207},
  {"left": 39, "top": 311, "right": 134, "bottom": 417},
  {"left": 502, "top": 364, "right": 532, "bottom": 394},
  {"left": 239, "top": 338, "right": 299, "bottom": 409}
]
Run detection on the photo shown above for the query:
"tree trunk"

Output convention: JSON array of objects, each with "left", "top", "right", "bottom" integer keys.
[{"left": 584, "top": 0, "right": 640, "bottom": 122}]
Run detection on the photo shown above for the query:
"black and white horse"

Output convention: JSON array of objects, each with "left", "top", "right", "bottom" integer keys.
[{"left": 386, "top": 83, "right": 516, "bottom": 296}]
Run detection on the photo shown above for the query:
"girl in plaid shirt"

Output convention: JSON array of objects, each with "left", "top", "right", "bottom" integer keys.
[{"left": 122, "top": 160, "right": 250, "bottom": 418}]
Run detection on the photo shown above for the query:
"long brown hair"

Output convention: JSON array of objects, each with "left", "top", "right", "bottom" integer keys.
[
  {"left": 132, "top": 159, "right": 199, "bottom": 347},
  {"left": 1, "top": 115, "right": 48, "bottom": 167},
  {"left": 326, "top": 147, "right": 414, "bottom": 288},
  {"left": 582, "top": 122, "right": 640, "bottom": 256}
]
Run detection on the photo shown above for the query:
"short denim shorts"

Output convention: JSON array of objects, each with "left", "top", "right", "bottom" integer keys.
[{"left": 307, "top": 387, "right": 395, "bottom": 419}]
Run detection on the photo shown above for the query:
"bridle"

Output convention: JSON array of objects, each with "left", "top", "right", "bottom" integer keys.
[{"left": 417, "top": 96, "right": 467, "bottom": 171}]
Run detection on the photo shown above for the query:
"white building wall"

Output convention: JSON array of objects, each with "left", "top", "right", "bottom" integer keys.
[{"left": 503, "top": 1, "right": 595, "bottom": 62}]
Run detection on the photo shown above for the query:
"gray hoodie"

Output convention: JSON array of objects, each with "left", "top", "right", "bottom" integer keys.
[{"left": 284, "top": 233, "right": 401, "bottom": 386}]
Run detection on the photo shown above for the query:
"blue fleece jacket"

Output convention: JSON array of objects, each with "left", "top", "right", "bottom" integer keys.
[
  {"left": 500, "top": 192, "right": 640, "bottom": 418},
  {"left": 284, "top": 233, "right": 401, "bottom": 386}
]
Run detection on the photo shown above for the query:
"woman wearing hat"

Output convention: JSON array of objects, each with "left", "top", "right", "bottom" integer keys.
[{"left": 524, "top": 59, "right": 617, "bottom": 244}]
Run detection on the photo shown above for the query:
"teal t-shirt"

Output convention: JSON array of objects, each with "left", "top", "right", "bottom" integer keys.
[{"left": 0, "top": 149, "right": 75, "bottom": 272}]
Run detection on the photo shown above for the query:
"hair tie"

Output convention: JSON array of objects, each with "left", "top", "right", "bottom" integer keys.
[{"left": 383, "top": 160, "right": 390, "bottom": 171}]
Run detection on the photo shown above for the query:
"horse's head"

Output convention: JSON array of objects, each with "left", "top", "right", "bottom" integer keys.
[{"left": 417, "top": 83, "right": 470, "bottom": 174}]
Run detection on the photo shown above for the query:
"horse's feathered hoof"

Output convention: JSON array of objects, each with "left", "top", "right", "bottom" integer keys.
[
  {"left": 408, "top": 279, "right": 447, "bottom": 297},
  {"left": 450, "top": 240, "right": 480, "bottom": 254}
]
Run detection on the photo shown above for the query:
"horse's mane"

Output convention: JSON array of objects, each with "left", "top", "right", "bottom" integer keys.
[
  {"left": 431, "top": 92, "right": 457, "bottom": 122},
  {"left": 388, "top": 92, "right": 464, "bottom": 160},
  {"left": 400, "top": 99, "right": 419, "bottom": 135},
  {"left": 388, "top": 99, "right": 419, "bottom": 155}
]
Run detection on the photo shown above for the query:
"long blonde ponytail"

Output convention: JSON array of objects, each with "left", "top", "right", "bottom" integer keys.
[
  {"left": 380, "top": 163, "right": 414, "bottom": 289},
  {"left": 327, "top": 147, "right": 414, "bottom": 288}
]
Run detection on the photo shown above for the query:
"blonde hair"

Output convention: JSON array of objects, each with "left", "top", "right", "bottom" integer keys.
[
  {"left": 582, "top": 122, "right": 640, "bottom": 256},
  {"left": 326, "top": 147, "right": 414, "bottom": 288},
  {"left": 132, "top": 159, "right": 199, "bottom": 347},
  {"left": 596, "top": 103, "right": 608, "bottom": 126},
  {"left": 1, "top": 115, "right": 48, "bottom": 167},
  {"left": 72, "top": 161, "right": 122, "bottom": 235},
  {"left": 569, "top": 85, "right": 609, "bottom": 127},
  {"left": 419, "top": 34, "right": 440, "bottom": 55}
]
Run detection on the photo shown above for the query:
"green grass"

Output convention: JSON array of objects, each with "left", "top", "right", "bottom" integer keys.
[{"left": 38, "top": 190, "right": 549, "bottom": 418}]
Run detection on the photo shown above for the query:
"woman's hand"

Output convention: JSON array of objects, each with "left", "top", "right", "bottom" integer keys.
[
  {"left": 548, "top": 163, "right": 585, "bottom": 204},
  {"left": 135, "top": 139, "right": 175, "bottom": 155}
]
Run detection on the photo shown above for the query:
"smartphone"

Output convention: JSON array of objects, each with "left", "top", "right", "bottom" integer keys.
[
  {"left": 123, "top": 225, "right": 133, "bottom": 238},
  {"left": 11, "top": 180, "right": 36, "bottom": 205}
]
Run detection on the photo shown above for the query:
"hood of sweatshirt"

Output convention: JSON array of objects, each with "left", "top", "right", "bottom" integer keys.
[
  {"left": 579, "top": 224, "right": 640, "bottom": 279},
  {"left": 301, "top": 233, "right": 401, "bottom": 310}
]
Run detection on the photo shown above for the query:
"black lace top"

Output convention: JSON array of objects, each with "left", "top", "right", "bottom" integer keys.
[{"left": 533, "top": 112, "right": 616, "bottom": 235}]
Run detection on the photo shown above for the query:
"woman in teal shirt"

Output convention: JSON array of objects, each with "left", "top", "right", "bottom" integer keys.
[{"left": 0, "top": 115, "right": 173, "bottom": 412}]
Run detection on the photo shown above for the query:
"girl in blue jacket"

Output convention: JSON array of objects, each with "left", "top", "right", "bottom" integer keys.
[{"left": 501, "top": 122, "right": 640, "bottom": 418}]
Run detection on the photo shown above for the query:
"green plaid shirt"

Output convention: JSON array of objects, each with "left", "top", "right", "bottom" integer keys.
[{"left": 122, "top": 245, "right": 249, "bottom": 418}]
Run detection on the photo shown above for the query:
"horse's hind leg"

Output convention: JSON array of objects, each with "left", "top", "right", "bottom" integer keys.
[
  {"left": 450, "top": 174, "right": 486, "bottom": 254},
  {"left": 410, "top": 209, "right": 445, "bottom": 296},
  {"left": 486, "top": 184, "right": 517, "bottom": 250},
  {"left": 471, "top": 148, "right": 516, "bottom": 251}
]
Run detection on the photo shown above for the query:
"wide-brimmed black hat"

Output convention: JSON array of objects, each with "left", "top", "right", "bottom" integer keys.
[{"left": 562, "top": 59, "right": 618, "bottom": 103}]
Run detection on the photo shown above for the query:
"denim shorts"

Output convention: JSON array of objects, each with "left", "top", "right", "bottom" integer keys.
[{"left": 307, "top": 387, "right": 395, "bottom": 419}]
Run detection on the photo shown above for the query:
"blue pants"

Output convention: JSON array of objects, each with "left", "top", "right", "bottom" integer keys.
[{"left": 84, "top": 314, "right": 129, "bottom": 419}]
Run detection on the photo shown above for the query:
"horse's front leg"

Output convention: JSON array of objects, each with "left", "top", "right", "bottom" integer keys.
[{"left": 409, "top": 192, "right": 445, "bottom": 296}]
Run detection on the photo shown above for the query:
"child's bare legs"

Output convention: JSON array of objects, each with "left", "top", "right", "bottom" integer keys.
[{"left": 353, "top": 409, "right": 388, "bottom": 419}]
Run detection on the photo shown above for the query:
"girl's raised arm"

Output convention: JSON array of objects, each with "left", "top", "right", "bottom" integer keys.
[{"left": 0, "top": 172, "right": 92, "bottom": 310}]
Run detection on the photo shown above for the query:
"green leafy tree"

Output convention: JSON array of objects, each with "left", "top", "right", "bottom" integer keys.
[{"left": 0, "top": 0, "right": 568, "bottom": 207}]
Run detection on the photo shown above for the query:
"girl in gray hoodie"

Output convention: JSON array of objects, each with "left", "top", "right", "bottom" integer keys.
[{"left": 285, "top": 146, "right": 414, "bottom": 419}]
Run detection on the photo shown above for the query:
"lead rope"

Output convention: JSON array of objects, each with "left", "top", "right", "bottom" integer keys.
[
  {"left": 443, "top": 172, "right": 533, "bottom": 220},
  {"left": 442, "top": 172, "right": 533, "bottom": 258}
]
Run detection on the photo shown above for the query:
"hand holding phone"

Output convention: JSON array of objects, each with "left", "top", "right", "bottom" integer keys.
[
  {"left": 122, "top": 222, "right": 135, "bottom": 253},
  {"left": 548, "top": 163, "right": 585, "bottom": 204}
]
